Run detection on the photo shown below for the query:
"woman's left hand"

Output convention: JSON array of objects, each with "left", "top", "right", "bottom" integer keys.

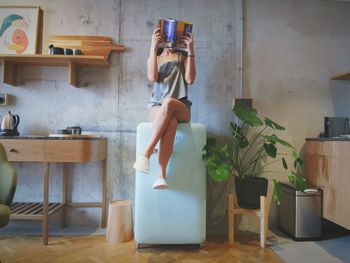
[{"left": 180, "top": 32, "right": 194, "bottom": 55}]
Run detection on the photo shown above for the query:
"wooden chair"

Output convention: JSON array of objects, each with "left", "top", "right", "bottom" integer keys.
[
  {"left": 0, "top": 143, "right": 17, "bottom": 228},
  {"left": 227, "top": 193, "right": 268, "bottom": 247}
]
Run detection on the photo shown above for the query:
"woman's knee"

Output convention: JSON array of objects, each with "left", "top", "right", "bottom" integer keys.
[{"left": 161, "top": 98, "right": 178, "bottom": 115}]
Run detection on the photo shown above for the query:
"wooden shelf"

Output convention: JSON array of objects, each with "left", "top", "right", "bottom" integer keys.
[
  {"left": 0, "top": 54, "right": 111, "bottom": 87},
  {"left": 10, "top": 202, "right": 64, "bottom": 220},
  {"left": 331, "top": 71, "right": 350, "bottom": 80}
]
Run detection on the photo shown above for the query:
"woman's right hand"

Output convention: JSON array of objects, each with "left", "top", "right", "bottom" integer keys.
[{"left": 151, "top": 27, "right": 163, "bottom": 50}]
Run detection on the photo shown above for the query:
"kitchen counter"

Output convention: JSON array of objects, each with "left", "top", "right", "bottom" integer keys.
[
  {"left": 0, "top": 135, "right": 106, "bottom": 140},
  {"left": 306, "top": 137, "right": 350, "bottom": 141}
]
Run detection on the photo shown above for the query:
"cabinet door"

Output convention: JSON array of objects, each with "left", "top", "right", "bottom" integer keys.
[
  {"left": 305, "top": 142, "right": 334, "bottom": 222},
  {"left": 305, "top": 141, "right": 350, "bottom": 230},
  {"left": 0, "top": 139, "right": 44, "bottom": 162}
]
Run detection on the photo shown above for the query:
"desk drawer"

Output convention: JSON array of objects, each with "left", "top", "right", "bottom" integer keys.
[
  {"left": 44, "top": 139, "right": 107, "bottom": 162},
  {"left": 0, "top": 140, "right": 44, "bottom": 162}
]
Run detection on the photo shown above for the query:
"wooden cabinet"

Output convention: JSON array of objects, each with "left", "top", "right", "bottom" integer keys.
[
  {"left": 305, "top": 140, "right": 350, "bottom": 230},
  {"left": 0, "top": 137, "right": 107, "bottom": 245}
]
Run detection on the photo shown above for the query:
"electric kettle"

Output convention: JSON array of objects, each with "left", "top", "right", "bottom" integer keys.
[{"left": 0, "top": 111, "right": 20, "bottom": 136}]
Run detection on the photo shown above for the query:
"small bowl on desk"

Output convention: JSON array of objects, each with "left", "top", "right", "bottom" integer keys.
[
  {"left": 57, "top": 129, "right": 71, "bottom": 135},
  {"left": 67, "top": 126, "right": 81, "bottom": 135}
]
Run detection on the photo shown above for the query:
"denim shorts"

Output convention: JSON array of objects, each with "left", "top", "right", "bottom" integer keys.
[{"left": 147, "top": 97, "right": 192, "bottom": 110}]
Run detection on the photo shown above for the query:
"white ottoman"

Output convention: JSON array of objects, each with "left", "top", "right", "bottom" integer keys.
[{"left": 134, "top": 122, "right": 206, "bottom": 248}]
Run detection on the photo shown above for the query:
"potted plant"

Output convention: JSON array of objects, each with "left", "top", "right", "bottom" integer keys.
[{"left": 202, "top": 101, "right": 306, "bottom": 209}]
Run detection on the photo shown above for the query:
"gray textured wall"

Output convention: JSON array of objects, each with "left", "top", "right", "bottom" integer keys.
[
  {"left": 0, "top": 0, "right": 239, "bottom": 229},
  {"left": 241, "top": 0, "right": 350, "bottom": 232},
  {"left": 1, "top": 0, "right": 350, "bottom": 233}
]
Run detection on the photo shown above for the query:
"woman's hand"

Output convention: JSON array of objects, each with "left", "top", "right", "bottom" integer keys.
[
  {"left": 148, "top": 27, "right": 163, "bottom": 82},
  {"left": 181, "top": 32, "right": 196, "bottom": 84},
  {"left": 180, "top": 32, "right": 194, "bottom": 56},
  {"left": 150, "top": 27, "right": 164, "bottom": 51}
]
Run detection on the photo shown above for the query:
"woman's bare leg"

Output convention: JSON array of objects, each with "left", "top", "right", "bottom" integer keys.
[
  {"left": 143, "top": 98, "right": 190, "bottom": 159},
  {"left": 158, "top": 117, "right": 177, "bottom": 178}
]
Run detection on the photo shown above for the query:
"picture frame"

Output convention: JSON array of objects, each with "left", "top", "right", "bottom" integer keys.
[{"left": 0, "top": 6, "right": 43, "bottom": 54}]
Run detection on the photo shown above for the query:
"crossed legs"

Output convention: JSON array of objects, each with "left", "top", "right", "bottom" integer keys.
[{"left": 136, "top": 98, "right": 190, "bottom": 182}]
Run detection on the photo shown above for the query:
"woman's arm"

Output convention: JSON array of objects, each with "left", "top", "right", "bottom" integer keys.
[
  {"left": 181, "top": 32, "right": 196, "bottom": 85},
  {"left": 147, "top": 28, "right": 163, "bottom": 82}
]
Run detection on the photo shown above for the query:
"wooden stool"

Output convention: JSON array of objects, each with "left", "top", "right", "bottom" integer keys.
[
  {"left": 106, "top": 200, "right": 133, "bottom": 243},
  {"left": 227, "top": 193, "right": 268, "bottom": 247}
]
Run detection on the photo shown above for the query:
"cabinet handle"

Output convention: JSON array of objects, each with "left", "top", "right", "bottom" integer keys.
[{"left": 9, "top": 148, "right": 17, "bottom": 153}]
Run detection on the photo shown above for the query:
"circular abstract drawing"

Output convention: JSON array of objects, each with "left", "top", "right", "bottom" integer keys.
[{"left": 11, "top": 29, "right": 28, "bottom": 53}]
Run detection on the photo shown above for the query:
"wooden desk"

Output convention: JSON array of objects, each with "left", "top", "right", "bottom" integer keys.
[
  {"left": 305, "top": 139, "right": 350, "bottom": 230},
  {"left": 0, "top": 136, "right": 107, "bottom": 245}
]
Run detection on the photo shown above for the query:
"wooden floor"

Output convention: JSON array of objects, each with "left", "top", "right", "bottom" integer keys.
[{"left": 0, "top": 234, "right": 282, "bottom": 263}]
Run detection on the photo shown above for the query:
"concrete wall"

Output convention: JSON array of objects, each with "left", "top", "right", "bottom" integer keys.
[
  {"left": 0, "top": 0, "right": 240, "bottom": 229},
  {"left": 241, "top": 0, "right": 350, "bottom": 232},
  {"left": 1, "top": 0, "right": 350, "bottom": 233}
]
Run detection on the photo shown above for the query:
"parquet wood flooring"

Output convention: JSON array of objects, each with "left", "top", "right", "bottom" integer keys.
[{"left": 0, "top": 234, "right": 282, "bottom": 263}]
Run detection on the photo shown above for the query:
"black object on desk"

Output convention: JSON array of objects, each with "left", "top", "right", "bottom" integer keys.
[{"left": 324, "top": 117, "right": 348, "bottom": 137}]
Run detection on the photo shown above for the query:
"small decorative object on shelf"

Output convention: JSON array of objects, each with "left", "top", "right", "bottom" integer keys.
[
  {"left": 48, "top": 44, "right": 64, "bottom": 55},
  {"left": 0, "top": 93, "right": 8, "bottom": 105},
  {"left": 48, "top": 44, "right": 82, "bottom": 55}
]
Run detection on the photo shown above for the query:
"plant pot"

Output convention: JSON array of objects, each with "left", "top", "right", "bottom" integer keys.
[{"left": 235, "top": 177, "right": 268, "bottom": 209}]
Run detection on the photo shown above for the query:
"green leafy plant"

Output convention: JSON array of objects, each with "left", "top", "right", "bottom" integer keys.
[{"left": 202, "top": 101, "right": 306, "bottom": 204}]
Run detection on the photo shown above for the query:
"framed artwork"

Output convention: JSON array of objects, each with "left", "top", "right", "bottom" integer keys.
[{"left": 0, "top": 6, "right": 43, "bottom": 54}]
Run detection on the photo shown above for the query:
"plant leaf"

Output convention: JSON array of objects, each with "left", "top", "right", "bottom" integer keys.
[
  {"left": 264, "top": 143, "right": 277, "bottom": 158},
  {"left": 208, "top": 162, "right": 231, "bottom": 182},
  {"left": 288, "top": 172, "right": 307, "bottom": 191},
  {"left": 282, "top": 157, "right": 288, "bottom": 169},
  {"left": 263, "top": 134, "right": 293, "bottom": 148},
  {"left": 230, "top": 122, "right": 241, "bottom": 133},
  {"left": 264, "top": 117, "right": 285, "bottom": 130},
  {"left": 239, "top": 135, "right": 249, "bottom": 148},
  {"left": 233, "top": 101, "right": 263, "bottom": 127},
  {"left": 292, "top": 151, "right": 303, "bottom": 169},
  {"left": 273, "top": 180, "right": 281, "bottom": 205},
  {"left": 294, "top": 158, "right": 303, "bottom": 169},
  {"left": 292, "top": 151, "right": 299, "bottom": 159},
  {"left": 206, "top": 138, "right": 217, "bottom": 147}
]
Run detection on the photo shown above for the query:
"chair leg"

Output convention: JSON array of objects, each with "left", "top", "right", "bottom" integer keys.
[
  {"left": 228, "top": 193, "right": 235, "bottom": 244},
  {"left": 260, "top": 196, "right": 267, "bottom": 248}
]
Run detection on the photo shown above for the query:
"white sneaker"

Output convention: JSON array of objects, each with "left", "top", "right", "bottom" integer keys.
[
  {"left": 152, "top": 178, "right": 168, "bottom": 189},
  {"left": 133, "top": 156, "right": 150, "bottom": 174}
]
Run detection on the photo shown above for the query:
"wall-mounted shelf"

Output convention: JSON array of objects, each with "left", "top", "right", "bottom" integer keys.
[
  {"left": 0, "top": 54, "right": 111, "bottom": 87},
  {"left": 331, "top": 71, "right": 350, "bottom": 80}
]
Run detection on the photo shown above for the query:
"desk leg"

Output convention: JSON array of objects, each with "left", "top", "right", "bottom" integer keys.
[
  {"left": 43, "top": 162, "right": 49, "bottom": 245},
  {"left": 101, "top": 159, "right": 107, "bottom": 228},
  {"left": 61, "top": 163, "right": 68, "bottom": 228}
]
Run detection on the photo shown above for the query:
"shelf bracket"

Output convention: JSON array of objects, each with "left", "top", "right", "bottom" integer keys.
[
  {"left": 2, "top": 60, "right": 18, "bottom": 86},
  {"left": 68, "top": 61, "right": 78, "bottom": 88}
]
